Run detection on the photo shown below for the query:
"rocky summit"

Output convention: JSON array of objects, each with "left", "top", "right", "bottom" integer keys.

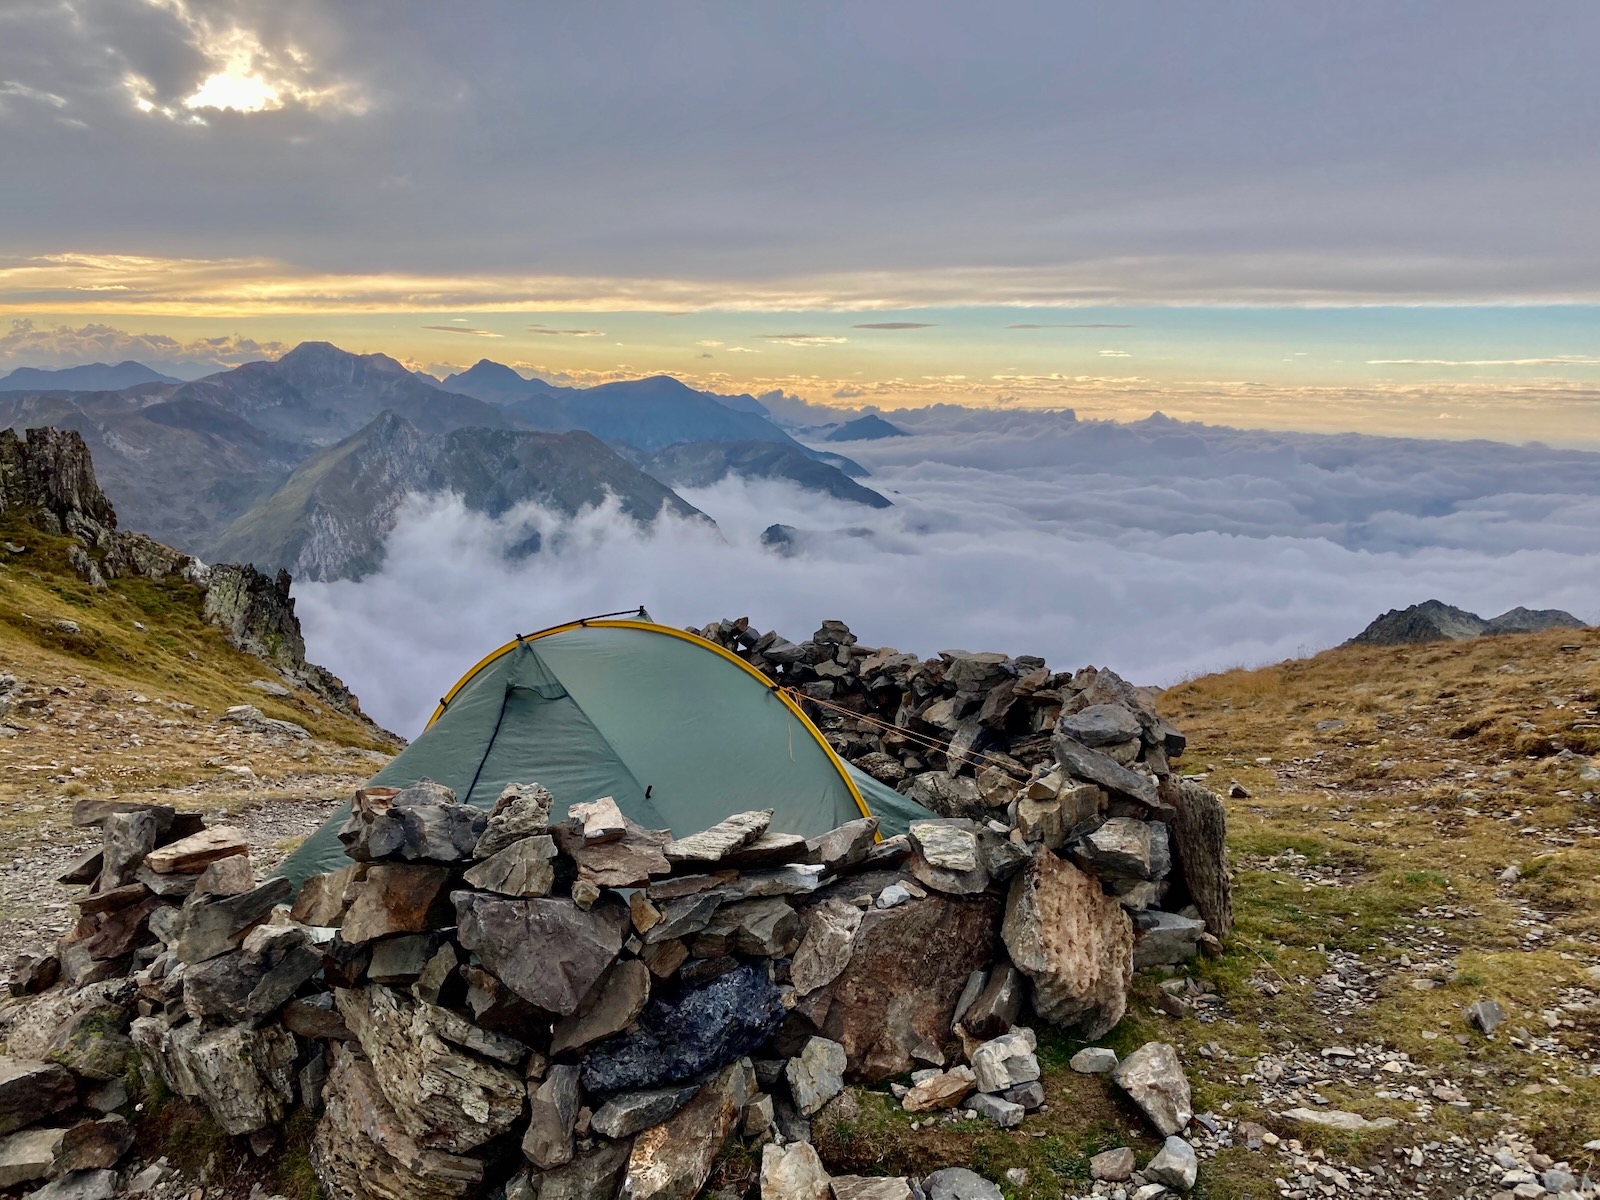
[{"left": 1347, "top": 598, "right": 1587, "bottom": 646}]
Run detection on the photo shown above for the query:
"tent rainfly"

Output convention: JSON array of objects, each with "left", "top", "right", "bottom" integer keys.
[{"left": 278, "top": 616, "right": 935, "bottom": 885}]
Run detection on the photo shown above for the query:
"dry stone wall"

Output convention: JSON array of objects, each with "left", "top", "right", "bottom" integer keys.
[{"left": 0, "top": 617, "right": 1232, "bottom": 1200}]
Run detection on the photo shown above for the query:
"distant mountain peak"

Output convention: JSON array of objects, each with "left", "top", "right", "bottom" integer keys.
[
  {"left": 1348, "top": 599, "right": 1587, "bottom": 646},
  {"left": 825, "top": 413, "right": 907, "bottom": 442},
  {"left": 0, "top": 361, "right": 183, "bottom": 392}
]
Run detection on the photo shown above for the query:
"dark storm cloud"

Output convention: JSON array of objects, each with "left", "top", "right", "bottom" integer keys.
[{"left": 3, "top": 1, "right": 1599, "bottom": 302}]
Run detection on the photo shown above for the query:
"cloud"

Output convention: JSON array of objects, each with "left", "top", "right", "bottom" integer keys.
[
  {"left": 759, "top": 334, "right": 849, "bottom": 346},
  {"left": 0, "top": 80, "right": 67, "bottom": 108},
  {"left": 0, "top": 317, "right": 280, "bottom": 376},
  {"left": 1367, "top": 357, "right": 1600, "bottom": 367},
  {"left": 852, "top": 322, "right": 935, "bottom": 330},
  {"left": 1099, "top": 349, "right": 1131, "bottom": 357},
  {"left": 296, "top": 414, "right": 1600, "bottom": 739},
  {"left": 696, "top": 340, "right": 724, "bottom": 348},
  {"left": 420, "top": 324, "right": 501, "bottom": 337},
  {"left": 529, "top": 324, "right": 605, "bottom": 337},
  {"left": 1008, "top": 323, "right": 1137, "bottom": 329},
  {"left": 833, "top": 386, "right": 866, "bottom": 399}
]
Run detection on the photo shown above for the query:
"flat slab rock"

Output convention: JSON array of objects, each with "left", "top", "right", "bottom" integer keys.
[
  {"left": 142, "top": 825, "right": 249, "bottom": 874},
  {"left": 664, "top": 809, "right": 773, "bottom": 865},
  {"left": 0, "top": 1058, "right": 77, "bottom": 1135},
  {"left": 1279, "top": 1106, "right": 1397, "bottom": 1131}
]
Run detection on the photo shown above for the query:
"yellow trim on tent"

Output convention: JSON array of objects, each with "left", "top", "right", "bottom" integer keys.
[{"left": 427, "top": 619, "right": 874, "bottom": 822}]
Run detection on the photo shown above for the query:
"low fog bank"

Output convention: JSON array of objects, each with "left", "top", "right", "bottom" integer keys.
[{"left": 297, "top": 416, "right": 1600, "bottom": 737}]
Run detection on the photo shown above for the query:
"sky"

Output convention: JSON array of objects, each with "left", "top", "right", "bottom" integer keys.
[{"left": 3, "top": 1, "right": 1600, "bottom": 442}]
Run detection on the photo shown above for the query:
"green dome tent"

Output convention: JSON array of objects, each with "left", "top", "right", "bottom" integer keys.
[{"left": 278, "top": 615, "right": 934, "bottom": 885}]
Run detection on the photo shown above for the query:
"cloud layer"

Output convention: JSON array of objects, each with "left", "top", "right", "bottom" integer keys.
[{"left": 296, "top": 411, "right": 1600, "bottom": 738}]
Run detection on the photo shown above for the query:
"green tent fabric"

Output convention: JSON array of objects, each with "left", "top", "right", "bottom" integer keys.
[{"left": 278, "top": 618, "right": 935, "bottom": 885}]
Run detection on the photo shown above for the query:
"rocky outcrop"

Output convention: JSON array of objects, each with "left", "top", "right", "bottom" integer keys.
[
  {"left": 0, "top": 428, "right": 117, "bottom": 545},
  {"left": 1, "top": 424, "right": 376, "bottom": 722},
  {"left": 1347, "top": 598, "right": 1587, "bottom": 646}
]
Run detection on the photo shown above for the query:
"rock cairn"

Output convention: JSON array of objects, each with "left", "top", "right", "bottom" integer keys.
[
  {"left": 0, "top": 619, "right": 1235, "bottom": 1199},
  {"left": 693, "top": 617, "right": 1234, "bottom": 956}
]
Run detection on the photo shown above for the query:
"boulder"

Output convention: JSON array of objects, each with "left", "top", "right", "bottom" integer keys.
[
  {"left": 922, "top": 1167, "right": 1003, "bottom": 1200},
  {"left": 130, "top": 1018, "right": 296, "bottom": 1135},
  {"left": 523, "top": 1064, "right": 582, "bottom": 1169},
  {"left": 831, "top": 1177, "right": 915, "bottom": 1200},
  {"left": 622, "top": 1058, "right": 755, "bottom": 1200},
  {"left": 901, "top": 1066, "right": 976, "bottom": 1112},
  {"left": 99, "top": 809, "right": 161, "bottom": 887},
  {"left": 571, "top": 795, "right": 628, "bottom": 843},
  {"left": 191, "top": 853, "right": 255, "bottom": 898},
  {"left": 641, "top": 893, "right": 721, "bottom": 945},
  {"left": 969, "top": 1030, "right": 1040, "bottom": 1094},
  {"left": 786, "top": 1037, "right": 847, "bottom": 1115},
  {"left": 1144, "top": 1136, "right": 1198, "bottom": 1192},
  {"left": 689, "top": 897, "right": 797, "bottom": 958},
  {"left": 1090, "top": 1147, "right": 1135, "bottom": 1182},
  {"left": 1056, "top": 704, "right": 1142, "bottom": 748},
  {"left": 311, "top": 1048, "right": 484, "bottom": 1200},
  {"left": 550, "top": 960, "right": 652, "bottom": 1055},
  {"left": 1050, "top": 735, "right": 1161, "bottom": 809},
  {"left": 0, "top": 1127, "right": 64, "bottom": 1189},
  {"left": 968, "top": 1091, "right": 1024, "bottom": 1128},
  {"left": 581, "top": 963, "right": 785, "bottom": 1096},
  {"left": 26, "top": 1167, "right": 119, "bottom": 1199},
  {"left": 0, "top": 1059, "right": 76, "bottom": 1135},
  {"left": 290, "top": 863, "right": 365, "bottom": 927},
  {"left": 171, "top": 876, "right": 292, "bottom": 963},
  {"left": 518, "top": 1137, "right": 633, "bottom": 1200},
  {"left": 561, "top": 819, "right": 672, "bottom": 888},
  {"left": 1069, "top": 1047, "right": 1118, "bottom": 1074},
  {"left": 959, "top": 964, "right": 1023, "bottom": 1039},
  {"left": 142, "top": 825, "right": 249, "bottom": 875},
  {"left": 1133, "top": 909, "right": 1206, "bottom": 967},
  {"left": 760, "top": 1141, "right": 832, "bottom": 1200},
  {"left": 904, "top": 773, "right": 983, "bottom": 820},
  {"left": 51, "top": 1115, "right": 133, "bottom": 1173},
  {"left": 664, "top": 809, "right": 773, "bottom": 865},
  {"left": 452, "top": 892, "right": 626, "bottom": 1015},
  {"left": 1111, "top": 1042, "right": 1192, "bottom": 1136},
  {"left": 474, "top": 783, "right": 554, "bottom": 859},
  {"left": 42, "top": 1003, "right": 135, "bottom": 1083},
  {"left": 462, "top": 835, "right": 559, "bottom": 897},
  {"left": 1075, "top": 818, "right": 1170, "bottom": 882},
  {"left": 334, "top": 985, "right": 525, "bottom": 1154},
  {"left": 791, "top": 899, "right": 864, "bottom": 996},
  {"left": 806, "top": 818, "right": 879, "bottom": 872},
  {"left": 183, "top": 924, "right": 321, "bottom": 1024},
  {"left": 811, "top": 891, "right": 1001, "bottom": 1082},
  {"left": 1001, "top": 850, "right": 1131, "bottom": 1038},
  {"left": 907, "top": 820, "right": 989, "bottom": 895},
  {"left": 591, "top": 1086, "right": 698, "bottom": 1139}
]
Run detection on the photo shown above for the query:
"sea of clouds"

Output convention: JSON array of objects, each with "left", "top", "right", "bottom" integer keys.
[{"left": 297, "top": 409, "right": 1600, "bottom": 738}]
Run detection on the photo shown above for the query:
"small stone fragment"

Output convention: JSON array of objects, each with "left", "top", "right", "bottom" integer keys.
[
  {"left": 570, "top": 795, "right": 627, "bottom": 843},
  {"left": 1090, "top": 1147, "right": 1135, "bottom": 1182},
  {"left": 1145, "top": 1136, "right": 1198, "bottom": 1192},
  {"left": 900, "top": 1066, "right": 976, "bottom": 1113},
  {"left": 922, "top": 1167, "right": 1003, "bottom": 1200},
  {"left": 1069, "top": 1046, "right": 1118, "bottom": 1074},
  {"left": 474, "top": 783, "right": 554, "bottom": 858},
  {"left": 462, "top": 835, "right": 558, "bottom": 897}
]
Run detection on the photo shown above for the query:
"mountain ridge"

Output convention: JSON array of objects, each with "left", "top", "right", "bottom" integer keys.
[{"left": 1347, "top": 598, "right": 1588, "bottom": 646}]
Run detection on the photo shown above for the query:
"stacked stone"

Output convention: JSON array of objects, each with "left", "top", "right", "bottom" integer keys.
[
  {"left": 694, "top": 617, "right": 1231, "bottom": 969},
  {"left": 0, "top": 801, "right": 267, "bottom": 1196}
]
